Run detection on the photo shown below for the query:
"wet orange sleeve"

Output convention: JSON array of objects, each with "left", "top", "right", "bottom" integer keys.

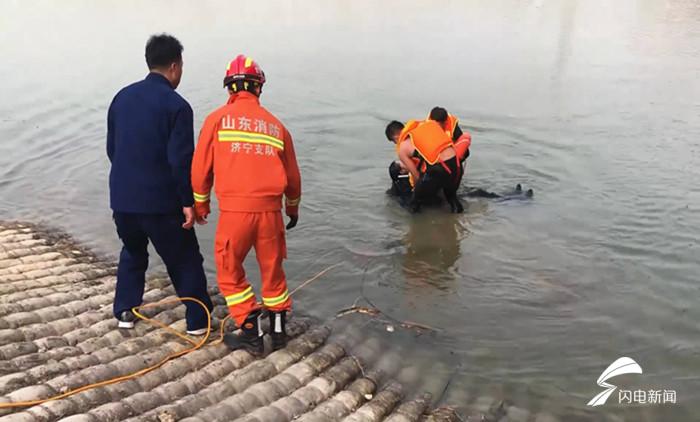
[
  {"left": 282, "top": 129, "right": 301, "bottom": 216},
  {"left": 454, "top": 133, "right": 472, "bottom": 161},
  {"left": 191, "top": 113, "right": 218, "bottom": 217}
]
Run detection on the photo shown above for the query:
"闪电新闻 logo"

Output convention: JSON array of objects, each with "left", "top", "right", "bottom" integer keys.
[
  {"left": 587, "top": 357, "right": 676, "bottom": 406},
  {"left": 588, "top": 357, "right": 643, "bottom": 406}
]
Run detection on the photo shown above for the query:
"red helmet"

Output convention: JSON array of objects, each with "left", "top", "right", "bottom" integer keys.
[{"left": 223, "top": 54, "right": 266, "bottom": 87}]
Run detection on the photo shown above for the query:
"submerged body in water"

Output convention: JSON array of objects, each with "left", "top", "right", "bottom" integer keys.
[
  {"left": 387, "top": 160, "right": 533, "bottom": 209},
  {"left": 465, "top": 183, "right": 534, "bottom": 200}
]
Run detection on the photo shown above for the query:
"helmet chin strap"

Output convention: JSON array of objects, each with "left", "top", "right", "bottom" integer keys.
[{"left": 229, "top": 80, "right": 262, "bottom": 96}]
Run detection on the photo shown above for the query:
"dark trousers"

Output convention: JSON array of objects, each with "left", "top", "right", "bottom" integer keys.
[
  {"left": 411, "top": 157, "right": 464, "bottom": 212},
  {"left": 113, "top": 212, "right": 214, "bottom": 330}
]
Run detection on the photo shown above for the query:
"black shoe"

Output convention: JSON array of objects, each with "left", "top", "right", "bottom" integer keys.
[
  {"left": 117, "top": 310, "right": 136, "bottom": 329},
  {"left": 223, "top": 311, "right": 263, "bottom": 356},
  {"left": 269, "top": 311, "right": 288, "bottom": 351}
]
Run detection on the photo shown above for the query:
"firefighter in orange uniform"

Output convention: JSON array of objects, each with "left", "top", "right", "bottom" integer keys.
[{"left": 191, "top": 55, "right": 301, "bottom": 355}]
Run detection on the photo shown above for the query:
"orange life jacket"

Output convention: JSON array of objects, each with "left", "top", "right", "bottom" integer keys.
[
  {"left": 454, "top": 133, "right": 471, "bottom": 161},
  {"left": 424, "top": 112, "right": 459, "bottom": 138},
  {"left": 398, "top": 120, "right": 454, "bottom": 165},
  {"left": 429, "top": 113, "right": 471, "bottom": 161},
  {"left": 444, "top": 114, "right": 459, "bottom": 139}
]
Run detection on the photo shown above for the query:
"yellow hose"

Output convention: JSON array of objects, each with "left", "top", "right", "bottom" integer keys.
[
  {"left": 0, "top": 297, "right": 213, "bottom": 409},
  {"left": 0, "top": 263, "right": 338, "bottom": 410}
]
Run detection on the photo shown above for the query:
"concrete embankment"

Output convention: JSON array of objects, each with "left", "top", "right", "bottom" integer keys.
[{"left": 0, "top": 222, "right": 479, "bottom": 422}]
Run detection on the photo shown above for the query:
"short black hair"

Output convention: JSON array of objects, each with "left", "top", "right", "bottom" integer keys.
[
  {"left": 145, "top": 34, "right": 183, "bottom": 69},
  {"left": 385, "top": 120, "right": 404, "bottom": 140},
  {"left": 429, "top": 106, "right": 448, "bottom": 123}
]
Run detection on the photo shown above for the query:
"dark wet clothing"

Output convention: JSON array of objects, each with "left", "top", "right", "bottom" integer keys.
[
  {"left": 386, "top": 121, "right": 469, "bottom": 212},
  {"left": 410, "top": 156, "right": 463, "bottom": 212},
  {"left": 388, "top": 162, "right": 413, "bottom": 199}
]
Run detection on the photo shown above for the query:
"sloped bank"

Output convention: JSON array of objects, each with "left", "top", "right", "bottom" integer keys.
[{"left": 0, "top": 221, "right": 472, "bottom": 422}]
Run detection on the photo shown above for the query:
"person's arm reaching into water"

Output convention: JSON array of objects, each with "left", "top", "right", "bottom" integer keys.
[{"left": 398, "top": 140, "right": 420, "bottom": 183}]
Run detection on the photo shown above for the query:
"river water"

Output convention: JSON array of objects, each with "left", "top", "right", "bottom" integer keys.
[{"left": 1, "top": 0, "right": 699, "bottom": 420}]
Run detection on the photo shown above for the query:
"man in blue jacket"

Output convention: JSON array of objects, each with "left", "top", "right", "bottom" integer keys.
[{"left": 107, "top": 34, "right": 213, "bottom": 334}]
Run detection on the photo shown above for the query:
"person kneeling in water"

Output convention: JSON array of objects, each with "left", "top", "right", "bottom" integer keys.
[
  {"left": 428, "top": 106, "right": 471, "bottom": 167},
  {"left": 386, "top": 108, "right": 471, "bottom": 205},
  {"left": 386, "top": 121, "right": 414, "bottom": 204},
  {"left": 385, "top": 119, "right": 464, "bottom": 213}
]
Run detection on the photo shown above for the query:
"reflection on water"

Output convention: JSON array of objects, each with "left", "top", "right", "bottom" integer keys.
[
  {"left": 2, "top": 0, "right": 700, "bottom": 419},
  {"left": 400, "top": 212, "right": 466, "bottom": 290}
]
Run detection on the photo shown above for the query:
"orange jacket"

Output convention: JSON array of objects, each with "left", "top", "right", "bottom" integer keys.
[
  {"left": 191, "top": 91, "right": 301, "bottom": 216},
  {"left": 454, "top": 133, "right": 471, "bottom": 160},
  {"left": 441, "top": 114, "right": 459, "bottom": 139},
  {"left": 398, "top": 119, "right": 454, "bottom": 165},
  {"left": 429, "top": 113, "right": 471, "bottom": 161}
]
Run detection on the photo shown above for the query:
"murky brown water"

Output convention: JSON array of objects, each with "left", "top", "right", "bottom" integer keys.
[{"left": 2, "top": 0, "right": 700, "bottom": 419}]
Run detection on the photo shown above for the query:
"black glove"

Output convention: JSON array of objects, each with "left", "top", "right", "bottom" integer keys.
[{"left": 286, "top": 215, "right": 298, "bottom": 230}]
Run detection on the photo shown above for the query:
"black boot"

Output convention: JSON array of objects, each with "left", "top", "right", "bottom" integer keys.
[
  {"left": 269, "top": 311, "right": 288, "bottom": 351},
  {"left": 449, "top": 198, "right": 464, "bottom": 213},
  {"left": 223, "top": 311, "right": 264, "bottom": 356}
]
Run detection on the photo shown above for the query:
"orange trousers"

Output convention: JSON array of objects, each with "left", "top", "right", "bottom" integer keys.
[{"left": 215, "top": 211, "right": 292, "bottom": 326}]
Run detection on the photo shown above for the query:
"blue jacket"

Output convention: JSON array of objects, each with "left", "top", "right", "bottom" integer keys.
[{"left": 107, "top": 73, "right": 195, "bottom": 214}]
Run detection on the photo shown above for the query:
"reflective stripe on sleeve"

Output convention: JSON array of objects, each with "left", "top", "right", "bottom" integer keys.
[
  {"left": 286, "top": 197, "right": 301, "bottom": 207},
  {"left": 193, "top": 191, "right": 210, "bottom": 203}
]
